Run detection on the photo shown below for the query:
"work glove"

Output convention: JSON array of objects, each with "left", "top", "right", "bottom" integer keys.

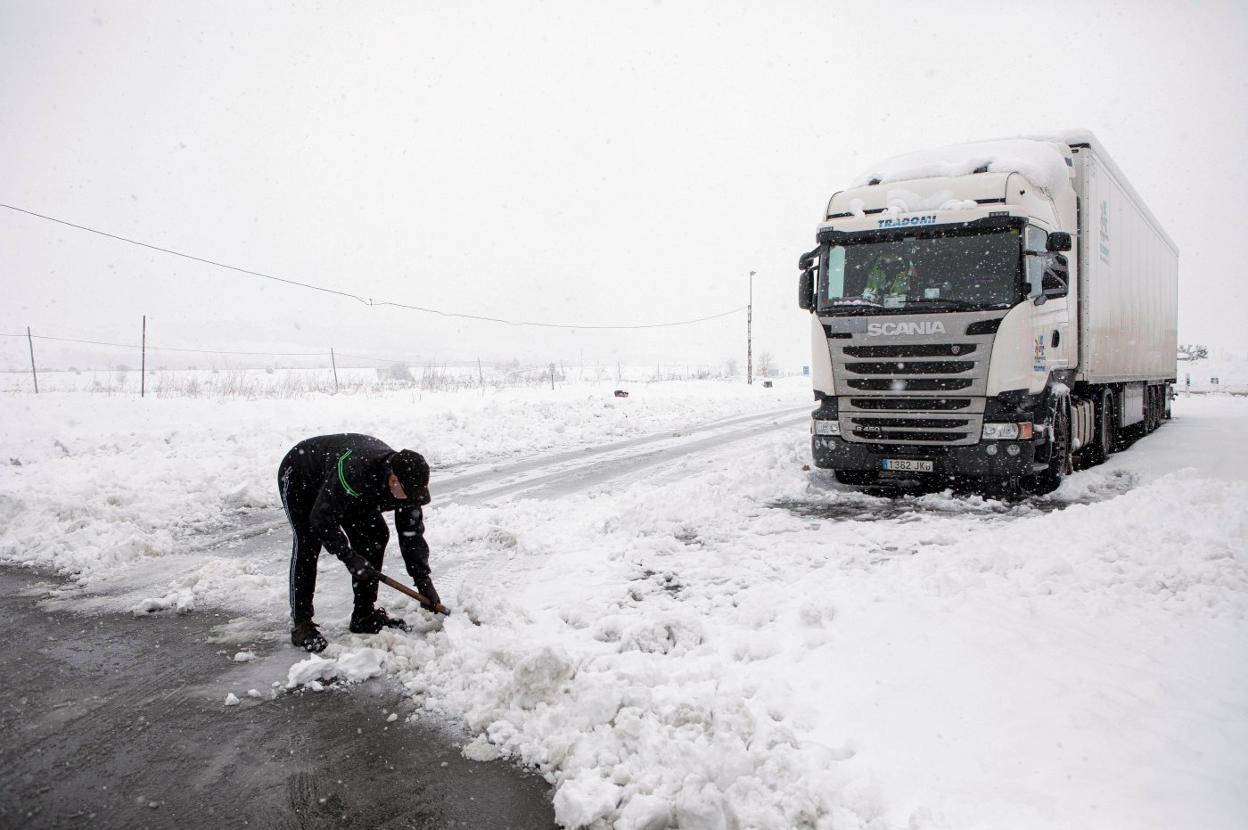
[
  {"left": 342, "top": 552, "right": 374, "bottom": 579},
  {"left": 414, "top": 575, "right": 442, "bottom": 611}
]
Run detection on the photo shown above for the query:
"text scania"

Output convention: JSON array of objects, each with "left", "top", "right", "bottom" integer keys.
[
  {"left": 876, "top": 215, "right": 937, "bottom": 228},
  {"left": 867, "top": 321, "right": 947, "bottom": 336}
]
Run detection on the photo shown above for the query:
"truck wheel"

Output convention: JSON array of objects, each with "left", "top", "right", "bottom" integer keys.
[
  {"left": 1144, "top": 387, "right": 1158, "bottom": 434},
  {"left": 1024, "top": 402, "right": 1070, "bottom": 496},
  {"left": 834, "top": 470, "right": 879, "bottom": 486}
]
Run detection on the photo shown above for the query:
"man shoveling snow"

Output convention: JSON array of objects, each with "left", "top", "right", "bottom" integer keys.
[{"left": 277, "top": 434, "right": 442, "bottom": 652}]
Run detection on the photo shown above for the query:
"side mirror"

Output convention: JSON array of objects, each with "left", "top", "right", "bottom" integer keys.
[
  {"left": 798, "top": 247, "right": 818, "bottom": 311},
  {"left": 798, "top": 270, "right": 815, "bottom": 311},
  {"left": 1047, "top": 232, "right": 1072, "bottom": 252}
]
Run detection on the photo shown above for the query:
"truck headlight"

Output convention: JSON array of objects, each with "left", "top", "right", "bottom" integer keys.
[
  {"left": 813, "top": 419, "right": 841, "bottom": 436},
  {"left": 982, "top": 422, "right": 1033, "bottom": 440}
]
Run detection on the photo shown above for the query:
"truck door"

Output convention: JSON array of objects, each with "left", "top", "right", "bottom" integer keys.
[{"left": 1025, "top": 224, "right": 1073, "bottom": 377}]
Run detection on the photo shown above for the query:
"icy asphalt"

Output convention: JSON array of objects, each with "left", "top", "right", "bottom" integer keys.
[{"left": 0, "top": 565, "right": 557, "bottom": 829}]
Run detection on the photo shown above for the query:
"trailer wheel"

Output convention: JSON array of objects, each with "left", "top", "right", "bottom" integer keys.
[{"left": 1144, "top": 387, "right": 1159, "bottom": 434}]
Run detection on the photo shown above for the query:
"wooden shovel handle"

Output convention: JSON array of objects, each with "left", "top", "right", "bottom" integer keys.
[{"left": 375, "top": 570, "right": 450, "bottom": 616}]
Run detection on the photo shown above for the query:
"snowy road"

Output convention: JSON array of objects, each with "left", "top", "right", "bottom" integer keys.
[
  {"left": 2, "top": 382, "right": 1246, "bottom": 829},
  {"left": 182, "top": 403, "right": 810, "bottom": 544}
]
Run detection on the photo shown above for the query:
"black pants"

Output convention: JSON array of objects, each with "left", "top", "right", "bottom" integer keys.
[{"left": 278, "top": 458, "right": 389, "bottom": 623}]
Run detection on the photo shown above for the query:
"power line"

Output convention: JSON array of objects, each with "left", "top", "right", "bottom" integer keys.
[
  {"left": 1, "top": 202, "right": 746, "bottom": 330},
  {"left": 3, "top": 331, "right": 446, "bottom": 366},
  {"left": 0, "top": 332, "right": 325, "bottom": 357}
]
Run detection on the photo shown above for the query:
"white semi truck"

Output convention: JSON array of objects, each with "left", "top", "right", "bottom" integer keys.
[{"left": 797, "top": 131, "right": 1177, "bottom": 494}]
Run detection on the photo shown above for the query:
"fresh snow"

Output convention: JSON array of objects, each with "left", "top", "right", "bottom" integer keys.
[
  {"left": 852, "top": 138, "right": 1073, "bottom": 193},
  {"left": 2, "top": 380, "right": 1246, "bottom": 829}
]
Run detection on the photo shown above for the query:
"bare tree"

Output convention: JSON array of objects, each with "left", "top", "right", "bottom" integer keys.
[
  {"left": 756, "top": 352, "right": 775, "bottom": 378},
  {"left": 1177, "top": 344, "right": 1208, "bottom": 361},
  {"left": 724, "top": 357, "right": 739, "bottom": 378}
]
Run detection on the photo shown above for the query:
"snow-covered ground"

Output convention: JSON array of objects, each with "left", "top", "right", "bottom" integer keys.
[
  {"left": 2, "top": 380, "right": 1246, "bottom": 829},
  {"left": 1176, "top": 350, "right": 1248, "bottom": 394}
]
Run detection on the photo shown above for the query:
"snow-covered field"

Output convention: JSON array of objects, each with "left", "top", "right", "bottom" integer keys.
[{"left": 2, "top": 380, "right": 1246, "bottom": 829}]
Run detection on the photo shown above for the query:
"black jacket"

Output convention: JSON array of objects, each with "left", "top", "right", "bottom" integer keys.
[{"left": 284, "top": 433, "right": 431, "bottom": 580}]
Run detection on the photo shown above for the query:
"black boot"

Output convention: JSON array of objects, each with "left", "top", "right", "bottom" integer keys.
[
  {"left": 291, "top": 619, "right": 328, "bottom": 653},
  {"left": 349, "top": 607, "right": 409, "bottom": 634}
]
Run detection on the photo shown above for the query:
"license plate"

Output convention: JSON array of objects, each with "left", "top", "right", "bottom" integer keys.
[{"left": 881, "top": 458, "right": 934, "bottom": 472}]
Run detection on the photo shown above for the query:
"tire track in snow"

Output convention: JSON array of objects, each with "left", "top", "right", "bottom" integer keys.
[
  {"left": 192, "top": 405, "right": 810, "bottom": 550},
  {"left": 443, "top": 409, "right": 809, "bottom": 504}
]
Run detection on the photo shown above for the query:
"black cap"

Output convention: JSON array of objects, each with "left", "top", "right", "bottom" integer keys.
[{"left": 389, "top": 449, "right": 431, "bottom": 504}]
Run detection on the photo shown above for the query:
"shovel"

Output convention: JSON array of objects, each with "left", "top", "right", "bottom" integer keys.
[{"left": 372, "top": 568, "right": 450, "bottom": 616}]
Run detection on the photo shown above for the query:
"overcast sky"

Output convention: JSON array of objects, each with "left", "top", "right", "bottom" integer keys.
[{"left": 2, "top": 0, "right": 1245, "bottom": 373}]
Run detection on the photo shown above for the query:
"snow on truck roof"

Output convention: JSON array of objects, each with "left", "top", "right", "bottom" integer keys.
[
  {"left": 851, "top": 137, "right": 1072, "bottom": 192},
  {"left": 850, "top": 129, "right": 1177, "bottom": 252}
]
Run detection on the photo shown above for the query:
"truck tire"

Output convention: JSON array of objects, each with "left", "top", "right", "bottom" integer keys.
[
  {"left": 1025, "top": 400, "right": 1070, "bottom": 496},
  {"left": 1144, "top": 387, "right": 1159, "bottom": 434}
]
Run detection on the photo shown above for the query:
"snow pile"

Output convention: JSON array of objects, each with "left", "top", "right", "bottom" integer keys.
[{"left": 853, "top": 138, "right": 1072, "bottom": 192}]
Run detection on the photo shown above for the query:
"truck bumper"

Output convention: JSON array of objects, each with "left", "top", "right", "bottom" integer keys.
[{"left": 812, "top": 435, "right": 1045, "bottom": 479}]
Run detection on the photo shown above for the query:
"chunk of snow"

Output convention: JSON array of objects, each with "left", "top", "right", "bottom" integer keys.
[
  {"left": 285, "top": 648, "right": 388, "bottom": 690},
  {"left": 552, "top": 773, "right": 622, "bottom": 828},
  {"left": 223, "top": 693, "right": 240, "bottom": 707},
  {"left": 462, "top": 735, "right": 501, "bottom": 762},
  {"left": 130, "top": 589, "right": 194, "bottom": 617}
]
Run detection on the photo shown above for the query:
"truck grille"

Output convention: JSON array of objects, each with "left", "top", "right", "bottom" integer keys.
[
  {"left": 844, "top": 360, "right": 975, "bottom": 375},
  {"left": 850, "top": 428, "right": 972, "bottom": 443},
  {"left": 850, "top": 397, "right": 970, "bottom": 410},
  {"left": 842, "top": 344, "right": 977, "bottom": 358},
  {"left": 824, "top": 315, "right": 1001, "bottom": 447},
  {"left": 846, "top": 378, "right": 973, "bottom": 391}
]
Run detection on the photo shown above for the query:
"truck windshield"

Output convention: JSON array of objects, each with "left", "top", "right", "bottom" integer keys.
[{"left": 817, "top": 228, "right": 1022, "bottom": 314}]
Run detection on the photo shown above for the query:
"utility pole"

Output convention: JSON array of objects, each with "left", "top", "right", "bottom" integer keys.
[
  {"left": 26, "top": 326, "right": 38, "bottom": 394},
  {"left": 140, "top": 315, "right": 147, "bottom": 398},
  {"left": 747, "top": 270, "right": 755, "bottom": 385},
  {"left": 330, "top": 348, "right": 340, "bottom": 394}
]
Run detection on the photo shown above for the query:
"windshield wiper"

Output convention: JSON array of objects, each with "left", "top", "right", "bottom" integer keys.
[
  {"left": 819, "top": 305, "right": 878, "bottom": 316},
  {"left": 904, "top": 297, "right": 983, "bottom": 309}
]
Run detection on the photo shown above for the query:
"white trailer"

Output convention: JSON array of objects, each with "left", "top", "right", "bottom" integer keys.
[{"left": 797, "top": 130, "right": 1177, "bottom": 494}]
